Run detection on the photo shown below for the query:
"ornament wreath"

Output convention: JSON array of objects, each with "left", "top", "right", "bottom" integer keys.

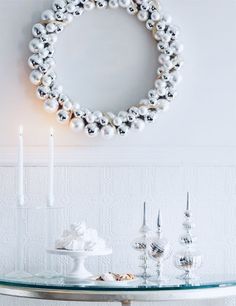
[{"left": 28, "top": 0, "right": 183, "bottom": 138}]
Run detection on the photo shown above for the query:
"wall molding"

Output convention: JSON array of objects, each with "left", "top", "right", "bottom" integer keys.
[{"left": 0, "top": 145, "right": 236, "bottom": 166}]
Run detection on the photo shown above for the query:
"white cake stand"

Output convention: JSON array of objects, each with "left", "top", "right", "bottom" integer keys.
[{"left": 47, "top": 249, "right": 112, "bottom": 281}]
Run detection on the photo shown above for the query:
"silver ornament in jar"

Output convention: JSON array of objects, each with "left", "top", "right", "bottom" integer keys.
[
  {"left": 148, "top": 210, "right": 171, "bottom": 283},
  {"left": 173, "top": 192, "right": 202, "bottom": 280},
  {"left": 131, "top": 202, "right": 151, "bottom": 280}
]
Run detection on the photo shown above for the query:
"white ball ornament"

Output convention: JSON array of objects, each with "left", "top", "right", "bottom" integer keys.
[
  {"left": 151, "top": 11, "right": 160, "bottom": 21},
  {"left": 46, "top": 23, "right": 57, "bottom": 33},
  {"left": 44, "top": 99, "right": 59, "bottom": 113},
  {"left": 155, "top": 79, "right": 166, "bottom": 89},
  {"left": 70, "top": 118, "right": 85, "bottom": 132},
  {"left": 41, "top": 10, "right": 55, "bottom": 22},
  {"left": 101, "top": 125, "right": 115, "bottom": 139},
  {"left": 42, "top": 75, "right": 53, "bottom": 87},
  {"left": 119, "top": 0, "right": 131, "bottom": 8},
  {"left": 64, "top": 13, "right": 74, "bottom": 23},
  {"left": 39, "top": 48, "right": 50, "bottom": 59},
  {"left": 30, "top": 70, "right": 43, "bottom": 85},
  {"left": 113, "top": 117, "right": 123, "bottom": 127},
  {"left": 86, "top": 113, "right": 96, "bottom": 123},
  {"left": 93, "top": 111, "right": 103, "bottom": 119},
  {"left": 156, "top": 87, "right": 167, "bottom": 97},
  {"left": 137, "top": 10, "right": 148, "bottom": 21},
  {"left": 56, "top": 109, "right": 70, "bottom": 123},
  {"left": 118, "top": 111, "right": 128, "bottom": 122},
  {"left": 109, "top": 0, "right": 119, "bottom": 8},
  {"left": 63, "top": 100, "right": 73, "bottom": 111},
  {"left": 66, "top": 3, "right": 76, "bottom": 13},
  {"left": 28, "top": 0, "right": 183, "bottom": 138},
  {"left": 139, "top": 105, "right": 148, "bottom": 116},
  {"left": 158, "top": 99, "right": 170, "bottom": 111},
  {"left": 84, "top": 1, "right": 95, "bottom": 10},
  {"left": 132, "top": 119, "right": 145, "bottom": 131}
]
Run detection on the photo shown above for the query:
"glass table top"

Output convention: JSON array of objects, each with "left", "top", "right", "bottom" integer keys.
[{"left": 0, "top": 275, "right": 236, "bottom": 291}]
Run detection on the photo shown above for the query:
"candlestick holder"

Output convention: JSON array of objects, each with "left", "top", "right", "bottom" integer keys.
[
  {"left": 6, "top": 207, "right": 32, "bottom": 279},
  {"left": 35, "top": 206, "right": 64, "bottom": 279},
  {"left": 131, "top": 202, "right": 151, "bottom": 280},
  {"left": 174, "top": 192, "right": 202, "bottom": 280},
  {"left": 148, "top": 210, "right": 171, "bottom": 283}
]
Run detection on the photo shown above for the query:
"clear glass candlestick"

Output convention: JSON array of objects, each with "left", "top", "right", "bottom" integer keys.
[
  {"left": 131, "top": 202, "right": 151, "bottom": 280},
  {"left": 36, "top": 206, "right": 64, "bottom": 279},
  {"left": 148, "top": 210, "right": 171, "bottom": 283},
  {"left": 6, "top": 207, "right": 32, "bottom": 279},
  {"left": 174, "top": 192, "right": 202, "bottom": 280}
]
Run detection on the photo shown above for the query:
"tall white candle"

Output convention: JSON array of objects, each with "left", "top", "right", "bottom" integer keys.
[
  {"left": 18, "top": 125, "right": 24, "bottom": 207},
  {"left": 48, "top": 128, "right": 54, "bottom": 207}
]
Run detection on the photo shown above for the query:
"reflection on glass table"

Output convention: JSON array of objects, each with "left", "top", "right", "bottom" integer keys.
[{"left": 0, "top": 275, "right": 236, "bottom": 305}]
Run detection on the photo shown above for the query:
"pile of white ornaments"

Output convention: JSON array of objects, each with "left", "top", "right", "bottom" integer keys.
[
  {"left": 55, "top": 222, "right": 107, "bottom": 251},
  {"left": 28, "top": 0, "right": 183, "bottom": 138}
]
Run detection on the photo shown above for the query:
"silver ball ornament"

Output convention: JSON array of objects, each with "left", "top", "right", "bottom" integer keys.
[
  {"left": 28, "top": 54, "right": 43, "bottom": 69},
  {"left": 30, "top": 70, "right": 43, "bottom": 85},
  {"left": 117, "top": 124, "right": 129, "bottom": 136},
  {"left": 85, "top": 123, "right": 99, "bottom": 137},
  {"left": 32, "top": 24, "right": 46, "bottom": 38},
  {"left": 29, "top": 38, "right": 44, "bottom": 53},
  {"left": 37, "top": 86, "right": 50, "bottom": 99},
  {"left": 100, "top": 116, "right": 109, "bottom": 126},
  {"left": 52, "top": 0, "right": 66, "bottom": 12},
  {"left": 56, "top": 109, "right": 70, "bottom": 123}
]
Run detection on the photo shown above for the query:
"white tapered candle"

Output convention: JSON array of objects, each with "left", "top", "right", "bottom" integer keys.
[
  {"left": 18, "top": 125, "right": 24, "bottom": 206},
  {"left": 48, "top": 128, "right": 54, "bottom": 207}
]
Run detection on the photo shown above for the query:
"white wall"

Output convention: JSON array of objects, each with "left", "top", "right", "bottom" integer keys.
[{"left": 0, "top": 0, "right": 236, "bottom": 305}]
